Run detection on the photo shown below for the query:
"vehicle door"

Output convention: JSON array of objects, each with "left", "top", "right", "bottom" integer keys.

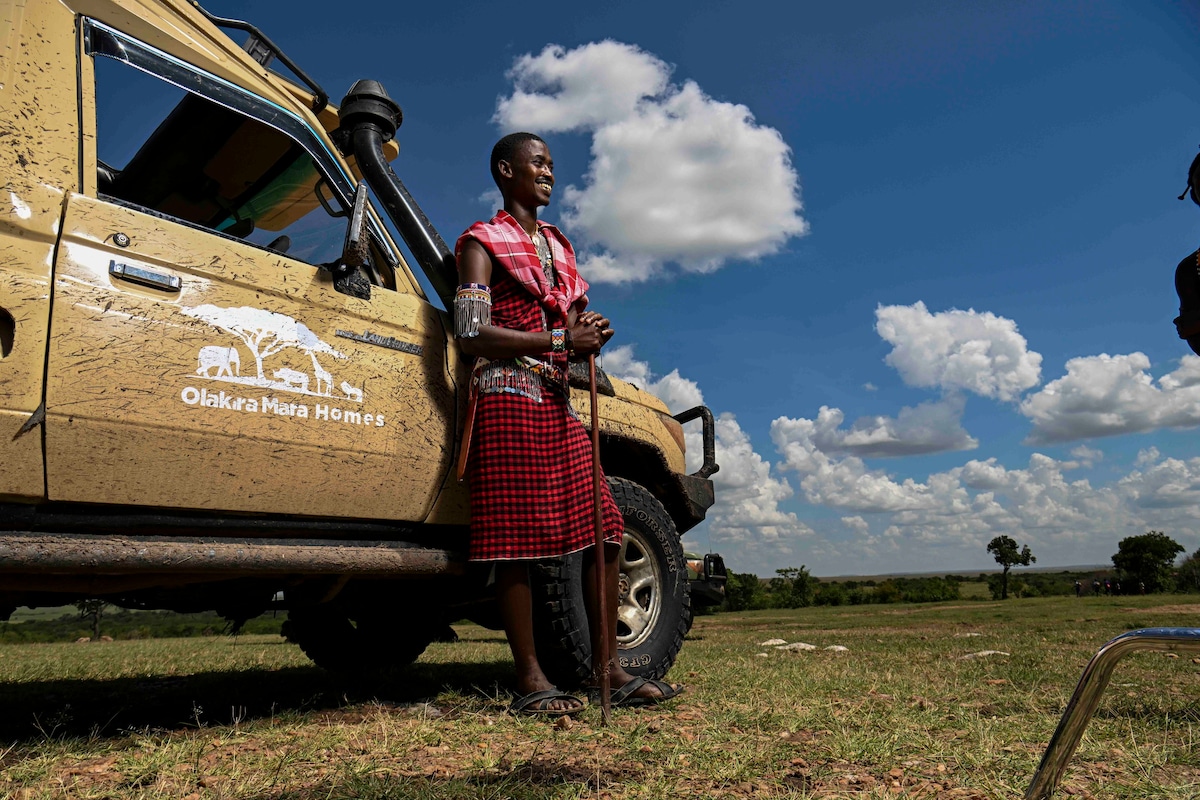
[{"left": 45, "top": 19, "right": 454, "bottom": 520}]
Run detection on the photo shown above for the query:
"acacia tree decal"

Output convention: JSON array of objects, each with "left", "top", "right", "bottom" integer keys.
[{"left": 182, "top": 305, "right": 345, "bottom": 383}]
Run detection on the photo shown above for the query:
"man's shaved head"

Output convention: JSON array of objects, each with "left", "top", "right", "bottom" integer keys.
[{"left": 491, "top": 132, "right": 546, "bottom": 188}]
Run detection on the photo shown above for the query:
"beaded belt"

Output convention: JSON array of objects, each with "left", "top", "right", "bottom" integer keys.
[{"left": 472, "top": 357, "right": 566, "bottom": 403}]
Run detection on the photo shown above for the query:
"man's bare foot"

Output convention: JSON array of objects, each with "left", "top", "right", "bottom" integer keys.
[{"left": 512, "top": 675, "right": 584, "bottom": 715}]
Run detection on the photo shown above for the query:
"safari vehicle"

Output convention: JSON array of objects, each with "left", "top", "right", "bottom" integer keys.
[
  {"left": 685, "top": 552, "right": 728, "bottom": 610},
  {"left": 0, "top": 0, "right": 718, "bottom": 686}
]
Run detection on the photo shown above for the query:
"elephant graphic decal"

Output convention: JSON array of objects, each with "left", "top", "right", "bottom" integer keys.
[
  {"left": 182, "top": 304, "right": 364, "bottom": 402},
  {"left": 197, "top": 346, "right": 240, "bottom": 378}
]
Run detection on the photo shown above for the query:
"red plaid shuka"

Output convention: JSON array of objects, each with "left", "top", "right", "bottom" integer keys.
[
  {"left": 456, "top": 210, "right": 590, "bottom": 318},
  {"left": 459, "top": 218, "right": 622, "bottom": 562}
]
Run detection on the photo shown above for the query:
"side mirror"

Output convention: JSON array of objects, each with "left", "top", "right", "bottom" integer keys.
[{"left": 331, "top": 181, "right": 371, "bottom": 299}]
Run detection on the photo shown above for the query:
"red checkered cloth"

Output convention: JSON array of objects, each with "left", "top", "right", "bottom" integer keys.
[
  {"left": 455, "top": 210, "right": 589, "bottom": 318},
  {"left": 462, "top": 258, "right": 621, "bottom": 561}
]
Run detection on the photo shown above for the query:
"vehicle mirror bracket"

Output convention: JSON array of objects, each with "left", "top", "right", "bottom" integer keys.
[{"left": 325, "top": 181, "right": 371, "bottom": 300}]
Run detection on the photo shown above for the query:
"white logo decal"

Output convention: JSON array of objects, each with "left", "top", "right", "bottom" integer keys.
[{"left": 179, "top": 305, "right": 385, "bottom": 428}]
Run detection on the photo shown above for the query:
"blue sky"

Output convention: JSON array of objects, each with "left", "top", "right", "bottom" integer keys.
[{"left": 213, "top": 0, "right": 1200, "bottom": 576}]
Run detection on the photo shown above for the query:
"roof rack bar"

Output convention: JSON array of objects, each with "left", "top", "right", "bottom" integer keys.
[{"left": 188, "top": 1, "right": 329, "bottom": 112}]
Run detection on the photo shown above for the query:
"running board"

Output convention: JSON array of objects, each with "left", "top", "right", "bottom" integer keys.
[{"left": 0, "top": 532, "right": 464, "bottom": 577}]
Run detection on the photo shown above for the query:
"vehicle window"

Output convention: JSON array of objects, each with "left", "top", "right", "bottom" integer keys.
[{"left": 92, "top": 57, "right": 348, "bottom": 267}]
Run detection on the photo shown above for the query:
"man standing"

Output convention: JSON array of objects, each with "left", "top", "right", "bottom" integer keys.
[{"left": 454, "top": 132, "right": 683, "bottom": 716}]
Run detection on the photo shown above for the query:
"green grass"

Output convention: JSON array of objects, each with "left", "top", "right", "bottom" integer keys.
[
  {"left": 1, "top": 596, "right": 1198, "bottom": 798},
  {"left": 957, "top": 581, "right": 993, "bottom": 600}
]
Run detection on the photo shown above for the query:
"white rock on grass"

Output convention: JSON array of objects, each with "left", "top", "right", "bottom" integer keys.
[
  {"left": 959, "top": 650, "right": 1010, "bottom": 660},
  {"left": 824, "top": 645, "right": 849, "bottom": 652},
  {"left": 954, "top": 632, "right": 983, "bottom": 638},
  {"left": 777, "top": 642, "right": 818, "bottom": 652},
  {"left": 759, "top": 638, "right": 788, "bottom": 646},
  {"left": 755, "top": 652, "right": 770, "bottom": 658}
]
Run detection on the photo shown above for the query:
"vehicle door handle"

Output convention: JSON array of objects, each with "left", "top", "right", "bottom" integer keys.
[{"left": 109, "top": 261, "right": 182, "bottom": 292}]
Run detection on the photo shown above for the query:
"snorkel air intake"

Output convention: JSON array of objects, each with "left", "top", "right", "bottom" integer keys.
[{"left": 339, "top": 80, "right": 457, "bottom": 306}]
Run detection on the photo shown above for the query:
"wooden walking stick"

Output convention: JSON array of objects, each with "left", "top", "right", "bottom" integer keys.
[{"left": 589, "top": 353, "right": 612, "bottom": 725}]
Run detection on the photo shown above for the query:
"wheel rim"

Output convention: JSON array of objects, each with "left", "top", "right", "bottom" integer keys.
[{"left": 616, "top": 527, "right": 663, "bottom": 648}]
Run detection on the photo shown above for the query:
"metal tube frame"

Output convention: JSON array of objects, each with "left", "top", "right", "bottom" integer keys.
[{"left": 1024, "top": 627, "right": 1200, "bottom": 800}]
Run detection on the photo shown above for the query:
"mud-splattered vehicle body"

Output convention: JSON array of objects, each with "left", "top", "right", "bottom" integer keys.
[{"left": 0, "top": 0, "right": 718, "bottom": 685}]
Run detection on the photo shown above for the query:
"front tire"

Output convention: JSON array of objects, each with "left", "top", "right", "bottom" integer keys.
[{"left": 531, "top": 477, "right": 692, "bottom": 688}]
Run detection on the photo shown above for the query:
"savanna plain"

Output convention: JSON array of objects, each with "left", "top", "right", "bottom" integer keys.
[{"left": 1, "top": 595, "right": 1198, "bottom": 799}]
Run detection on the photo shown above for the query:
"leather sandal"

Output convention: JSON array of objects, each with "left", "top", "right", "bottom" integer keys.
[
  {"left": 508, "top": 688, "right": 585, "bottom": 717},
  {"left": 592, "top": 676, "right": 685, "bottom": 708}
]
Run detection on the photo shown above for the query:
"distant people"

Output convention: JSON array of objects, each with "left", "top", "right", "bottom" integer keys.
[
  {"left": 1115, "top": 582, "right": 1121, "bottom": 595},
  {"left": 1104, "top": 579, "right": 1112, "bottom": 595},
  {"left": 1092, "top": 579, "right": 1101, "bottom": 595},
  {"left": 1139, "top": 581, "right": 1146, "bottom": 595},
  {"left": 1074, "top": 580, "right": 1082, "bottom": 597}
]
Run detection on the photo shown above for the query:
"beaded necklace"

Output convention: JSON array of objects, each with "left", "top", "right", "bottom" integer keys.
[{"left": 529, "top": 228, "right": 558, "bottom": 288}]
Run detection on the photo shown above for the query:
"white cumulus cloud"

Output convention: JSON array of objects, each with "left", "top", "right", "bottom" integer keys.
[
  {"left": 771, "top": 414, "right": 937, "bottom": 512},
  {"left": 812, "top": 394, "right": 977, "bottom": 458},
  {"left": 875, "top": 302, "right": 1042, "bottom": 401},
  {"left": 1066, "top": 445, "right": 1104, "bottom": 470},
  {"left": 602, "top": 346, "right": 812, "bottom": 564},
  {"left": 708, "top": 413, "right": 814, "bottom": 553},
  {"left": 1020, "top": 353, "right": 1200, "bottom": 443},
  {"left": 1136, "top": 447, "right": 1161, "bottom": 467},
  {"left": 1117, "top": 455, "right": 1200, "bottom": 510},
  {"left": 495, "top": 41, "right": 807, "bottom": 282},
  {"left": 841, "top": 516, "right": 870, "bottom": 535},
  {"left": 495, "top": 41, "right": 668, "bottom": 133},
  {"left": 601, "top": 345, "right": 702, "bottom": 415}
]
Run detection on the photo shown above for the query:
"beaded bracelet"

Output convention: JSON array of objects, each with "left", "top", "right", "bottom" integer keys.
[{"left": 550, "top": 328, "right": 566, "bottom": 353}]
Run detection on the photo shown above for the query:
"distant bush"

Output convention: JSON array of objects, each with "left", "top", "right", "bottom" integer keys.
[
  {"left": 986, "top": 570, "right": 1097, "bottom": 599},
  {"left": 893, "top": 577, "right": 959, "bottom": 603},
  {"left": 716, "top": 566, "right": 1161, "bottom": 611},
  {"left": 722, "top": 570, "right": 961, "bottom": 610},
  {"left": 814, "top": 582, "right": 847, "bottom": 606},
  {"left": 0, "top": 609, "right": 283, "bottom": 644}
]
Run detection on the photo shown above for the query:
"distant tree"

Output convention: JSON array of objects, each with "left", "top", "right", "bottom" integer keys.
[
  {"left": 772, "top": 566, "right": 815, "bottom": 608},
  {"left": 1178, "top": 547, "right": 1200, "bottom": 594},
  {"left": 987, "top": 535, "right": 1036, "bottom": 599},
  {"left": 1112, "top": 531, "right": 1184, "bottom": 593},
  {"left": 723, "top": 571, "right": 766, "bottom": 611},
  {"left": 75, "top": 599, "right": 106, "bottom": 640}
]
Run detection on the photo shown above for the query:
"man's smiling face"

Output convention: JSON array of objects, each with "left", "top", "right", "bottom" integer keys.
[{"left": 504, "top": 139, "right": 555, "bottom": 209}]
